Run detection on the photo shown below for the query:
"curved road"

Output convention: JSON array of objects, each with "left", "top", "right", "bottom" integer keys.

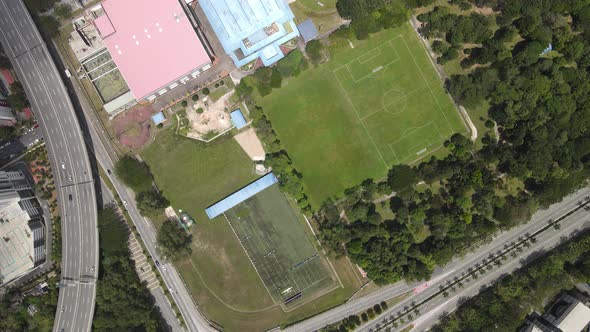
[{"left": 0, "top": 1, "right": 98, "bottom": 331}]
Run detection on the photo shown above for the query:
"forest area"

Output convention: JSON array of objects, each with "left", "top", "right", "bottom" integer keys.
[{"left": 92, "top": 205, "right": 167, "bottom": 331}]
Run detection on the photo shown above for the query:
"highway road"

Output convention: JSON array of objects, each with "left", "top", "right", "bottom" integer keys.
[
  {"left": 285, "top": 186, "right": 590, "bottom": 332},
  {"left": 358, "top": 186, "right": 590, "bottom": 332},
  {"left": 63, "top": 43, "right": 214, "bottom": 331},
  {"left": 0, "top": 0, "right": 98, "bottom": 331}
]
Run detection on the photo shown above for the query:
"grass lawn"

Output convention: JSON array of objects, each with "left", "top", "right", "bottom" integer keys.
[
  {"left": 141, "top": 123, "right": 362, "bottom": 330},
  {"left": 259, "top": 23, "right": 467, "bottom": 208},
  {"left": 225, "top": 184, "right": 336, "bottom": 306},
  {"left": 290, "top": 0, "right": 343, "bottom": 35}
]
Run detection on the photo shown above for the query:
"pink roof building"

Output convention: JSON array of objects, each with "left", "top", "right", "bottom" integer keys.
[
  {"left": 93, "top": 0, "right": 211, "bottom": 101},
  {"left": 1, "top": 69, "right": 15, "bottom": 85}
]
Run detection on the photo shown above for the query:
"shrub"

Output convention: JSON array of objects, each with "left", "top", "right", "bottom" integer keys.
[
  {"left": 270, "top": 68, "right": 283, "bottom": 88},
  {"left": 220, "top": 80, "right": 225, "bottom": 86},
  {"left": 215, "top": 83, "right": 219, "bottom": 88},
  {"left": 373, "top": 303, "right": 382, "bottom": 314},
  {"left": 306, "top": 40, "right": 323, "bottom": 64},
  {"left": 361, "top": 312, "right": 368, "bottom": 322},
  {"left": 181, "top": 100, "right": 188, "bottom": 107},
  {"left": 277, "top": 50, "right": 307, "bottom": 77},
  {"left": 202, "top": 87, "right": 210, "bottom": 95},
  {"left": 196, "top": 108, "right": 204, "bottom": 114},
  {"left": 191, "top": 94, "right": 199, "bottom": 101}
]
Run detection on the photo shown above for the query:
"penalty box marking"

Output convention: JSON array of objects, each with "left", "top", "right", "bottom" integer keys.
[{"left": 333, "top": 36, "right": 403, "bottom": 84}]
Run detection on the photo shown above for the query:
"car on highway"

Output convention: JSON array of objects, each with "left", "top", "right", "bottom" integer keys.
[
  {"left": 107, "top": 169, "right": 112, "bottom": 175},
  {"left": 61, "top": 161, "right": 65, "bottom": 170},
  {"left": 68, "top": 194, "right": 72, "bottom": 201}
]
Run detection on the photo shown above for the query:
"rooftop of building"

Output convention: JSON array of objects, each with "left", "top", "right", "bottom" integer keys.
[
  {"left": 0, "top": 171, "right": 44, "bottom": 286},
  {"left": 199, "top": 0, "right": 299, "bottom": 67},
  {"left": 93, "top": 0, "right": 211, "bottom": 100}
]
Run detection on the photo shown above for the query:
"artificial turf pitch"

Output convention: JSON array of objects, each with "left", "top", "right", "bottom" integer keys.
[
  {"left": 260, "top": 23, "right": 467, "bottom": 207},
  {"left": 224, "top": 184, "right": 332, "bottom": 305}
]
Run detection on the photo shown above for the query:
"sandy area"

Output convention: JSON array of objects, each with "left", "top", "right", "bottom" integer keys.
[
  {"left": 234, "top": 128, "right": 266, "bottom": 161},
  {"left": 185, "top": 91, "right": 233, "bottom": 140}
]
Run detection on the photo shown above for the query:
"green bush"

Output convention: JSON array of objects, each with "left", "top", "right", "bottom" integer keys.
[
  {"left": 277, "top": 50, "right": 307, "bottom": 77},
  {"left": 196, "top": 108, "right": 204, "bottom": 114},
  {"left": 181, "top": 100, "right": 188, "bottom": 107},
  {"left": 306, "top": 40, "right": 323, "bottom": 64},
  {"left": 191, "top": 94, "right": 199, "bottom": 101},
  {"left": 202, "top": 87, "right": 210, "bottom": 95}
]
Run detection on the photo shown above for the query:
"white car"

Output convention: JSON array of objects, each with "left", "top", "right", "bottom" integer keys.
[{"left": 123, "top": 200, "right": 128, "bottom": 207}]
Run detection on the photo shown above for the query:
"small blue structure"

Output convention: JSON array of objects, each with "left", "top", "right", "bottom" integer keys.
[
  {"left": 205, "top": 172, "right": 278, "bottom": 219},
  {"left": 199, "top": 0, "right": 300, "bottom": 67},
  {"left": 151, "top": 112, "right": 166, "bottom": 125},
  {"left": 230, "top": 109, "right": 248, "bottom": 129},
  {"left": 541, "top": 43, "right": 553, "bottom": 55},
  {"left": 297, "top": 19, "right": 319, "bottom": 43}
]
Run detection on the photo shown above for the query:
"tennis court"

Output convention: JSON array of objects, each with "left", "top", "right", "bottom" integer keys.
[{"left": 223, "top": 184, "right": 333, "bottom": 306}]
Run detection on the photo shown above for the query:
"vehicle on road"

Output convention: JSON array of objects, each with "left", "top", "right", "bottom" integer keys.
[
  {"left": 61, "top": 162, "right": 65, "bottom": 170},
  {"left": 107, "top": 169, "right": 112, "bottom": 175},
  {"left": 68, "top": 194, "right": 72, "bottom": 201}
]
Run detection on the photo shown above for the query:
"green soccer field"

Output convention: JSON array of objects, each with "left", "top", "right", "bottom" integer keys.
[
  {"left": 259, "top": 23, "right": 467, "bottom": 207},
  {"left": 224, "top": 184, "right": 333, "bottom": 306}
]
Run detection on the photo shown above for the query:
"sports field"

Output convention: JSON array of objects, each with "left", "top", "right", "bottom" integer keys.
[
  {"left": 260, "top": 23, "right": 467, "bottom": 207},
  {"left": 141, "top": 122, "right": 360, "bottom": 330},
  {"left": 224, "top": 184, "right": 333, "bottom": 306}
]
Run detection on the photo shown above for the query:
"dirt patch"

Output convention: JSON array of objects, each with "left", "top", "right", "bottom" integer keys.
[
  {"left": 184, "top": 91, "right": 234, "bottom": 140},
  {"left": 234, "top": 128, "right": 265, "bottom": 161},
  {"left": 112, "top": 105, "right": 156, "bottom": 149},
  {"left": 473, "top": 6, "right": 497, "bottom": 16}
]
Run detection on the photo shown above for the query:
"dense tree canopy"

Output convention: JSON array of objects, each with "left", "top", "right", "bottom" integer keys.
[
  {"left": 114, "top": 155, "right": 153, "bottom": 193},
  {"left": 136, "top": 189, "right": 169, "bottom": 216},
  {"left": 156, "top": 219, "right": 192, "bottom": 261},
  {"left": 94, "top": 205, "right": 165, "bottom": 330}
]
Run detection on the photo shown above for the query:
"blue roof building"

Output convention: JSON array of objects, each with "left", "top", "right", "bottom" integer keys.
[
  {"left": 297, "top": 19, "right": 318, "bottom": 43},
  {"left": 199, "top": 0, "right": 300, "bottom": 67},
  {"left": 151, "top": 112, "right": 166, "bottom": 125},
  {"left": 205, "top": 172, "right": 278, "bottom": 219},
  {"left": 230, "top": 109, "right": 248, "bottom": 129}
]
